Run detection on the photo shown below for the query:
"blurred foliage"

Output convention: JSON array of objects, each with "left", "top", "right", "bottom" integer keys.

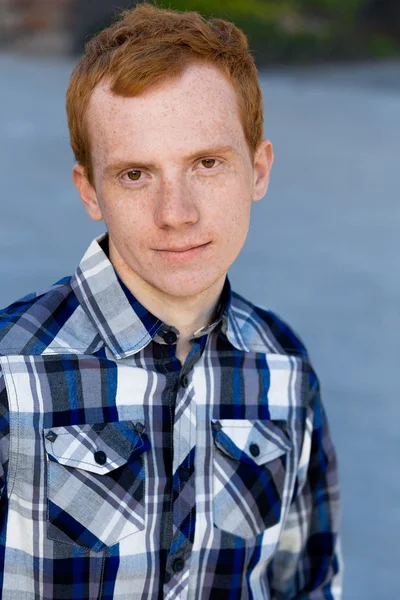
[
  {"left": 156, "top": 0, "right": 400, "bottom": 64},
  {"left": 370, "top": 34, "right": 400, "bottom": 58},
  {"left": 297, "top": 0, "right": 366, "bottom": 13}
]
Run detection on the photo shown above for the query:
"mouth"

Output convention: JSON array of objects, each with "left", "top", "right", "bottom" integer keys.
[
  {"left": 158, "top": 243, "right": 209, "bottom": 252},
  {"left": 154, "top": 242, "right": 211, "bottom": 261}
]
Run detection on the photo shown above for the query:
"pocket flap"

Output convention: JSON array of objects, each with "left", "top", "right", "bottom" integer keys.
[
  {"left": 211, "top": 419, "right": 292, "bottom": 466},
  {"left": 44, "top": 420, "right": 150, "bottom": 475}
]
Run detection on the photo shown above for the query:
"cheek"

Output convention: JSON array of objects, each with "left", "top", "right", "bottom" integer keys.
[
  {"left": 99, "top": 188, "right": 152, "bottom": 235},
  {"left": 198, "top": 169, "right": 252, "bottom": 213},
  {"left": 212, "top": 185, "right": 252, "bottom": 234},
  {"left": 224, "top": 207, "right": 251, "bottom": 249}
]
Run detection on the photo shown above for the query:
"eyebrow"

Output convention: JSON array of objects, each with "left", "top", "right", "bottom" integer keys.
[{"left": 104, "top": 145, "right": 237, "bottom": 177}]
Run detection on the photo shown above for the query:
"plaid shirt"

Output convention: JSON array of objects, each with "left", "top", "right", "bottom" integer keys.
[{"left": 0, "top": 234, "right": 341, "bottom": 599}]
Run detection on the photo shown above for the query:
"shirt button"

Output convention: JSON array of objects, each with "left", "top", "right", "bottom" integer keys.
[
  {"left": 94, "top": 450, "right": 107, "bottom": 465},
  {"left": 249, "top": 443, "right": 260, "bottom": 458},
  {"left": 180, "top": 375, "right": 189, "bottom": 388},
  {"left": 164, "top": 331, "right": 177, "bottom": 344},
  {"left": 173, "top": 558, "right": 185, "bottom": 573},
  {"left": 135, "top": 422, "right": 145, "bottom": 434},
  {"left": 212, "top": 420, "right": 222, "bottom": 432},
  {"left": 179, "top": 467, "right": 191, "bottom": 482},
  {"left": 45, "top": 431, "right": 57, "bottom": 443}
]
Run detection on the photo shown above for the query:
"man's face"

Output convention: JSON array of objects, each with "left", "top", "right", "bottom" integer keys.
[{"left": 74, "top": 62, "right": 273, "bottom": 300}]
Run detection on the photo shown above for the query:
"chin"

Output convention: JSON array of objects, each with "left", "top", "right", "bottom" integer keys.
[{"left": 151, "top": 272, "right": 222, "bottom": 299}]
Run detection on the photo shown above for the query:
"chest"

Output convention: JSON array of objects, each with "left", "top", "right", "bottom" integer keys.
[{"left": 0, "top": 349, "right": 308, "bottom": 597}]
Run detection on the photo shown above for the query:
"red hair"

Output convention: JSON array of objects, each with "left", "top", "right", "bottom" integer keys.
[{"left": 66, "top": 3, "right": 264, "bottom": 184}]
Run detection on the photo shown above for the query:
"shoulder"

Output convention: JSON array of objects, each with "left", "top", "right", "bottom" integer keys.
[
  {"left": 0, "top": 277, "right": 80, "bottom": 356},
  {"left": 230, "top": 290, "right": 310, "bottom": 359}
]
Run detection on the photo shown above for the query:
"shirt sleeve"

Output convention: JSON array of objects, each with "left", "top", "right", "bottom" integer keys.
[
  {"left": 0, "top": 370, "right": 10, "bottom": 499},
  {"left": 267, "top": 365, "right": 342, "bottom": 599}
]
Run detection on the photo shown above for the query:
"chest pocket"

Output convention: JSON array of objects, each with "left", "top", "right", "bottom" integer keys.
[
  {"left": 44, "top": 419, "right": 150, "bottom": 552},
  {"left": 211, "top": 419, "right": 292, "bottom": 539}
]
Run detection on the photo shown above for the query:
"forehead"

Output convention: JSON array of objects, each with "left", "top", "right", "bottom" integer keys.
[{"left": 86, "top": 63, "right": 247, "bottom": 163}]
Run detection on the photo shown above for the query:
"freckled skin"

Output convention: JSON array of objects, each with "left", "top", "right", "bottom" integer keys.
[{"left": 73, "top": 62, "right": 273, "bottom": 349}]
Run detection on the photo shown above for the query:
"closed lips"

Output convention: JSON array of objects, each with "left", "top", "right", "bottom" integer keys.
[{"left": 158, "top": 243, "right": 209, "bottom": 252}]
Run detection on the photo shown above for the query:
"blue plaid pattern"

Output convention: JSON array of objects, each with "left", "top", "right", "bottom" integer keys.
[{"left": 0, "top": 234, "right": 342, "bottom": 599}]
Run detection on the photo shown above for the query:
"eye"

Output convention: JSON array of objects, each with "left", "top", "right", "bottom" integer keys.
[
  {"left": 201, "top": 159, "right": 216, "bottom": 169},
  {"left": 126, "top": 170, "right": 142, "bottom": 181}
]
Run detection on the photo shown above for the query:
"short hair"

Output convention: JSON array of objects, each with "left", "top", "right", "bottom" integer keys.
[{"left": 66, "top": 3, "right": 264, "bottom": 185}]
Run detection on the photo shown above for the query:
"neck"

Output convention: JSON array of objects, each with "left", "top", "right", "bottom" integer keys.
[{"left": 132, "top": 277, "right": 225, "bottom": 341}]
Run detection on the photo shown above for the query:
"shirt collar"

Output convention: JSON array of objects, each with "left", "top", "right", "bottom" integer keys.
[{"left": 71, "top": 234, "right": 248, "bottom": 359}]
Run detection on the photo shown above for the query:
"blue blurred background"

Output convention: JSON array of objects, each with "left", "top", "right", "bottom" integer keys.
[{"left": 1, "top": 1, "right": 399, "bottom": 598}]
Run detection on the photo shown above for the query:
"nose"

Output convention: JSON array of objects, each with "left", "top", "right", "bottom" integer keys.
[{"left": 154, "top": 176, "right": 200, "bottom": 230}]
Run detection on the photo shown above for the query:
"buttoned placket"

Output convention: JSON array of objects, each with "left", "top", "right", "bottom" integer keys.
[{"left": 162, "top": 334, "right": 206, "bottom": 594}]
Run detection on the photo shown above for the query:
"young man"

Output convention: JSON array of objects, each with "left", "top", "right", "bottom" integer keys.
[{"left": 0, "top": 4, "right": 341, "bottom": 599}]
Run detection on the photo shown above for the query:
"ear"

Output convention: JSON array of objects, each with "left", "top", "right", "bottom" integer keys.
[
  {"left": 72, "top": 164, "right": 103, "bottom": 221},
  {"left": 252, "top": 139, "right": 274, "bottom": 202}
]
